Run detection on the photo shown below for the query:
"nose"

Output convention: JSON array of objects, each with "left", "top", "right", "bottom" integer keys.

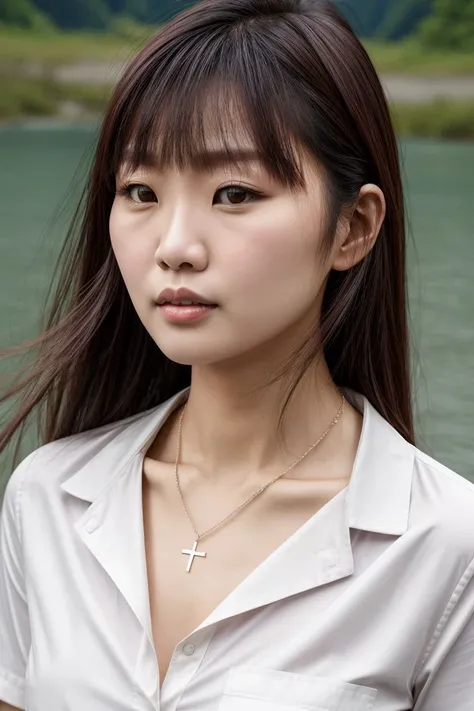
[{"left": 155, "top": 208, "right": 209, "bottom": 272}]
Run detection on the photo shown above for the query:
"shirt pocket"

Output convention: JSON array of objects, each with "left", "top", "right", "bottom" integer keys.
[{"left": 217, "top": 666, "right": 377, "bottom": 711}]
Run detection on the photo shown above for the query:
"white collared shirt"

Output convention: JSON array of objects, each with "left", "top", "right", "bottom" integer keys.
[{"left": 1, "top": 389, "right": 474, "bottom": 711}]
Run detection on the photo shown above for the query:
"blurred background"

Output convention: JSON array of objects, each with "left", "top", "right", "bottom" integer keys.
[{"left": 0, "top": 0, "right": 473, "bottom": 490}]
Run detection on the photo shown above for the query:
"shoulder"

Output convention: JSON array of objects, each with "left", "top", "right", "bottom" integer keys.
[
  {"left": 411, "top": 445, "right": 474, "bottom": 521},
  {"left": 409, "top": 444, "right": 474, "bottom": 567},
  {"left": 2, "top": 407, "right": 155, "bottom": 511}
]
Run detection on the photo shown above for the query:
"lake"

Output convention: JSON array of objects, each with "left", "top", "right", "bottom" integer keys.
[{"left": 0, "top": 125, "right": 473, "bottom": 485}]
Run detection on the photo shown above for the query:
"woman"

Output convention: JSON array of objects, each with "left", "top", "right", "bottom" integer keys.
[{"left": 1, "top": 0, "right": 473, "bottom": 709}]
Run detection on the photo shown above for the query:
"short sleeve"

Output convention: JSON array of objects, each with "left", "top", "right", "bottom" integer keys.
[
  {"left": 413, "top": 557, "right": 474, "bottom": 710},
  {"left": 0, "top": 457, "right": 33, "bottom": 709}
]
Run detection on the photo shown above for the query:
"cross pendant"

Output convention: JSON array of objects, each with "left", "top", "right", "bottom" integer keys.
[{"left": 182, "top": 540, "right": 207, "bottom": 573}]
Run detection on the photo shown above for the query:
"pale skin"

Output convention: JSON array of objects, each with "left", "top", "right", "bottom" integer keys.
[
  {"left": 108, "top": 135, "right": 386, "bottom": 688},
  {"left": 0, "top": 135, "right": 385, "bottom": 711}
]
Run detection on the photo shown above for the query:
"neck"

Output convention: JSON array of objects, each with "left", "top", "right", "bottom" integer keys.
[{"left": 181, "top": 353, "right": 344, "bottom": 481}]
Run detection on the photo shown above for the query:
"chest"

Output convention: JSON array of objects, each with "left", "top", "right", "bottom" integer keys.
[
  {"left": 24, "top": 552, "right": 420, "bottom": 711},
  {"left": 141, "top": 460, "right": 349, "bottom": 686},
  {"left": 22, "top": 470, "right": 435, "bottom": 711}
]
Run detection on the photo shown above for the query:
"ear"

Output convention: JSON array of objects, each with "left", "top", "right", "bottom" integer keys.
[{"left": 331, "top": 184, "right": 386, "bottom": 272}]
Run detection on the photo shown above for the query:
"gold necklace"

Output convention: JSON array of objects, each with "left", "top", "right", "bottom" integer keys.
[{"left": 175, "top": 395, "right": 345, "bottom": 573}]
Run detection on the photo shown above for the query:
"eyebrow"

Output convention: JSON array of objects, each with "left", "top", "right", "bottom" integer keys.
[{"left": 120, "top": 147, "right": 263, "bottom": 172}]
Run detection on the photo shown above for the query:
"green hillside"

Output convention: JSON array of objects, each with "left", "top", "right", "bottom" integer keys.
[
  {"left": 0, "top": 0, "right": 54, "bottom": 30},
  {"left": 1, "top": 0, "right": 474, "bottom": 50},
  {"left": 334, "top": 0, "right": 430, "bottom": 40},
  {"left": 419, "top": 0, "right": 474, "bottom": 50},
  {"left": 0, "top": 0, "right": 192, "bottom": 29}
]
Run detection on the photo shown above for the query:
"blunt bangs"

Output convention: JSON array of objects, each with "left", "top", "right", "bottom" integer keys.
[{"left": 109, "top": 21, "right": 310, "bottom": 188}]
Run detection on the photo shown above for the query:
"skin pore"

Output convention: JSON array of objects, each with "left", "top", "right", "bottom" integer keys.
[{"left": 108, "top": 133, "right": 386, "bottom": 684}]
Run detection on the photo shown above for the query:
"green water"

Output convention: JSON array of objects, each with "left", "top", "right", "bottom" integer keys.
[{"left": 0, "top": 125, "right": 473, "bottom": 482}]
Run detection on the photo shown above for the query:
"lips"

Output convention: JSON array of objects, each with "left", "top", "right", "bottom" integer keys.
[
  {"left": 157, "top": 288, "right": 217, "bottom": 324},
  {"left": 157, "top": 287, "right": 217, "bottom": 307}
]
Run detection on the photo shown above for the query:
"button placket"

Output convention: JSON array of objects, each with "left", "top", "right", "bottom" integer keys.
[{"left": 160, "top": 628, "right": 215, "bottom": 710}]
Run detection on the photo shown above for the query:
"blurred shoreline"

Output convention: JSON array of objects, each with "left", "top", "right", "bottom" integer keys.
[
  {"left": 7, "top": 57, "right": 474, "bottom": 102},
  {"left": 3, "top": 67, "right": 474, "bottom": 141}
]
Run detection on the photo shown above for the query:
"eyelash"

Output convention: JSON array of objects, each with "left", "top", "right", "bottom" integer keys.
[
  {"left": 115, "top": 182, "right": 264, "bottom": 205},
  {"left": 115, "top": 183, "right": 150, "bottom": 203}
]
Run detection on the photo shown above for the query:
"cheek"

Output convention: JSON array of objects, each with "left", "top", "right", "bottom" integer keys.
[
  {"left": 109, "top": 203, "right": 152, "bottom": 287},
  {"left": 224, "top": 204, "right": 325, "bottom": 310}
]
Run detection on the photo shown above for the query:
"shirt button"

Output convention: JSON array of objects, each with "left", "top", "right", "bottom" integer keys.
[
  {"left": 182, "top": 644, "right": 196, "bottom": 656},
  {"left": 85, "top": 518, "right": 99, "bottom": 534}
]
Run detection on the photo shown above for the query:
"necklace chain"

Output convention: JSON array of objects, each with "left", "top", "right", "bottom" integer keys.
[{"left": 174, "top": 395, "right": 345, "bottom": 545}]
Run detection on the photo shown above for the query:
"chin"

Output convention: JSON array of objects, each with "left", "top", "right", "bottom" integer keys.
[
  {"left": 155, "top": 341, "right": 226, "bottom": 367},
  {"left": 154, "top": 335, "right": 247, "bottom": 368}
]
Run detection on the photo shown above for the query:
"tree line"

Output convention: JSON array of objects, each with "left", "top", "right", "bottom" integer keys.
[
  {"left": 0, "top": 0, "right": 473, "bottom": 49},
  {"left": 337, "top": 0, "right": 474, "bottom": 48}
]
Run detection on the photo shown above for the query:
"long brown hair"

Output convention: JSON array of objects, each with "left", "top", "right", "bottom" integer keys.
[{"left": 0, "top": 0, "right": 414, "bottom": 465}]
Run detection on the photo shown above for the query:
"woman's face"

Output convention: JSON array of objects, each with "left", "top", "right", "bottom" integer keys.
[{"left": 109, "top": 135, "right": 337, "bottom": 368}]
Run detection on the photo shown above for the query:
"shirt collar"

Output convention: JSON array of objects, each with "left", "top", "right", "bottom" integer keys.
[
  {"left": 59, "top": 388, "right": 414, "bottom": 647},
  {"left": 344, "top": 391, "right": 414, "bottom": 535},
  {"left": 60, "top": 387, "right": 414, "bottom": 536},
  {"left": 60, "top": 388, "right": 188, "bottom": 502}
]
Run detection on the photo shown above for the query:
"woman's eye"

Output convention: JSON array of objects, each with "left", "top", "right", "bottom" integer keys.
[
  {"left": 117, "top": 183, "right": 260, "bottom": 206},
  {"left": 123, "top": 183, "right": 157, "bottom": 204},
  {"left": 214, "top": 186, "right": 259, "bottom": 206}
]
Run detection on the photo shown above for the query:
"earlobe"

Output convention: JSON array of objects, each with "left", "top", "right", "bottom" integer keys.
[{"left": 331, "top": 184, "right": 386, "bottom": 272}]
